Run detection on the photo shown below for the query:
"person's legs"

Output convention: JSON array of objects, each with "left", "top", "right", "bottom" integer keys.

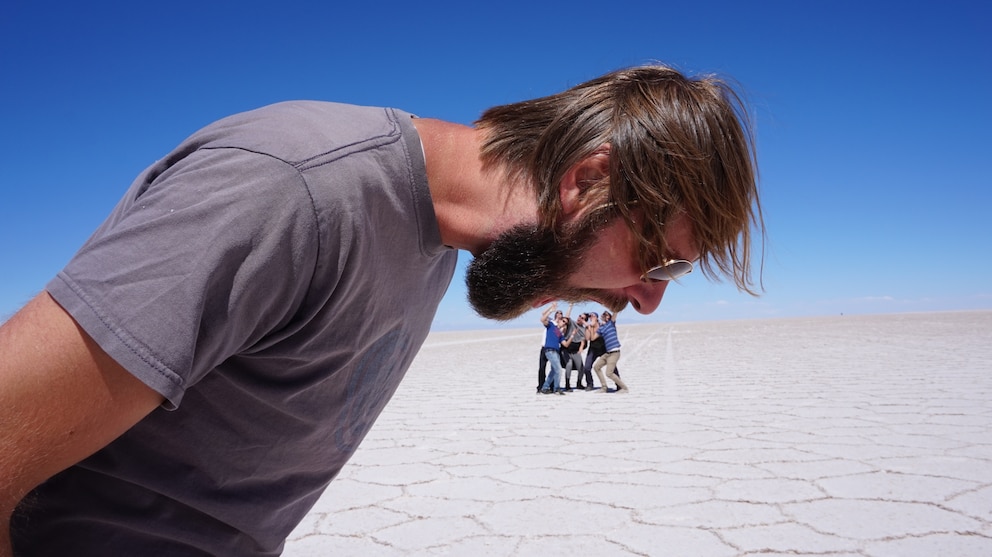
[
  {"left": 583, "top": 351, "right": 597, "bottom": 389},
  {"left": 568, "top": 352, "right": 583, "bottom": 388},
  {"left": 562, "top": 354, "right": 573, "bottom": 390},
  {"left": 538, "top": 347, "right": 548, "bottom": 392},
  {"left": 541, "top": 348, "right": 562, "bottom": 393},
  {"left": 604, "top": 352, "right": 627, "bottom": 391},
  {"left": 551, "top": 351, "right": 566, "bottom": 392},
  {"left": 592, "top": 355, "right": 609, "bottom": 392}
]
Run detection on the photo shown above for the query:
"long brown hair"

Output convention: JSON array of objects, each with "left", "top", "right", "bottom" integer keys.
[{"left": 476, "top": 65, "right": 765, "bottom": 295}]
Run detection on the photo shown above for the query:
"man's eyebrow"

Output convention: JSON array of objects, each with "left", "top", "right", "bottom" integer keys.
[{"left": 666, "top": 247, "right": 699, "bottom": 263}]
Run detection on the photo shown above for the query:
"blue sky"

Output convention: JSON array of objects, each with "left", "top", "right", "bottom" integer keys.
[{"left": 1, "top": 1, "right": 989, "bottom": 331}]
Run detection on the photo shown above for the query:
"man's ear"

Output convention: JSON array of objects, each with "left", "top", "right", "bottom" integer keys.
[{"left": 560, "top": 145, "right": 610, "bottom": 217}]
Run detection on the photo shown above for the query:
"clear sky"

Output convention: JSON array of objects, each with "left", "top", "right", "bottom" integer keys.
[{"left": 1, "top": 0, "right": 989, "bottom": 331}]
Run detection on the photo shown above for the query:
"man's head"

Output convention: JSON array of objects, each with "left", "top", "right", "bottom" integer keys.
[
  {"left": 602, "top": 310, "right": 613, "bottom": 323},
  {"left": 468, "top": 64, "right": 763, "bottom": 320}
]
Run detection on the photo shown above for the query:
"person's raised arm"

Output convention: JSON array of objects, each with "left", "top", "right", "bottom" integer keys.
[
  {"left": 0, "top": 293, "right": 163, "bottom": 556},
  {"left": 539, "top": 302, "right": 557, "bottom": 327}
]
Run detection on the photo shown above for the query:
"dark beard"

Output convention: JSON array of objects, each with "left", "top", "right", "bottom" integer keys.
[{"left": 465, "top": 211, "right": 629, "bottom": 320}]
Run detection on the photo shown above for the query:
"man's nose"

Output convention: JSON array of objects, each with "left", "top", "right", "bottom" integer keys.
[{"left": 624, "top": 280, "right": 669, "bottom": 314}]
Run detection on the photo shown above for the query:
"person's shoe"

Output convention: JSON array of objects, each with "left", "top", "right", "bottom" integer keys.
[
  {"left": 585, "top": 385, "right": 595, "bottom": 391},
  {"left": 615, "top": 388, "right": 630, "bottom": 394},
  {"left": 541, "top": 388, "right": 552, "bottom": 394},
  {"left": 556, "top": 390, "right": 566, "bottom": 395}
]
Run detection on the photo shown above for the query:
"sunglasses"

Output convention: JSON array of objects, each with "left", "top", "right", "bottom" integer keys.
[{"left": 641, "top": 259, "right": 694, "bottom": 282}]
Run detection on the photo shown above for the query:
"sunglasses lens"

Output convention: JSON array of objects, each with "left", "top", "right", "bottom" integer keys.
[{"left": 645, "top": 260, "right": 693, "bottom": 281}]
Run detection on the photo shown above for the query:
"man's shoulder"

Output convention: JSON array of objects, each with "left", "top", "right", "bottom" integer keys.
[{"left": 190, "top": 102, "right": 409, "bottom": 166}]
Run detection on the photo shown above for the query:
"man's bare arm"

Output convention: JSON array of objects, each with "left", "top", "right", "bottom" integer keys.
[
  {"left": 540, "top": 302, "right": 557, "bottom": 326},
  {"left": 0, "top": 293, "right": 163, "bottom": 556}
]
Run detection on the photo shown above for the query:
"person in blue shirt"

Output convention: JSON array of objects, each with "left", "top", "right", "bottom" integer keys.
[{"left": 539, "top": 303, "right": 567, "bottom": 395}]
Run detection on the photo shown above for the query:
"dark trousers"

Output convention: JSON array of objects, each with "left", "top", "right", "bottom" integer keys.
[{"left": 538, "top": 347, "right": 549, "bottom": 390}]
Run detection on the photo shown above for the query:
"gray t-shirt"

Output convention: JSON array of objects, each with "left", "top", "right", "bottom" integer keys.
[{"left": 14, "top": 102, "right": 457, "bottom": 556}]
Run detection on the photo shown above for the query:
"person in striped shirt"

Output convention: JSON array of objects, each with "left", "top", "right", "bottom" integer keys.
[{"left": 593, "top": 310, "right": 628, "bottom": 393}]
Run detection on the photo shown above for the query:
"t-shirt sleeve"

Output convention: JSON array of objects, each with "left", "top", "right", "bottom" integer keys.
[{"left": 46, "top": 147, "right": 319, "bottom": 409}]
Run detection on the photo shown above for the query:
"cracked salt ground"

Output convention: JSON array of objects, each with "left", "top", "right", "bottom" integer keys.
[{"left": 283, "top": 311, "right": 992, "bottom": 556}]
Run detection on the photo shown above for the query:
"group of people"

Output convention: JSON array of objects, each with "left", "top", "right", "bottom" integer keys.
[{"left": 537, "top": 302, "right": 628, "bottom": 395}]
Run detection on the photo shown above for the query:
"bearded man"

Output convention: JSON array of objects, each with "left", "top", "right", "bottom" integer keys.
[{"left": 0, "top": 64, "right": 763, "bottom": 556}]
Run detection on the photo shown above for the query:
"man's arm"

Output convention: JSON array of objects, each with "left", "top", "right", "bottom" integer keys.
[
  {"left": 0, "top": 293, "right": 163, "bottom": 556},
  {"left": 539, "top": 302, "right": 557, "bottom": 327}
]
